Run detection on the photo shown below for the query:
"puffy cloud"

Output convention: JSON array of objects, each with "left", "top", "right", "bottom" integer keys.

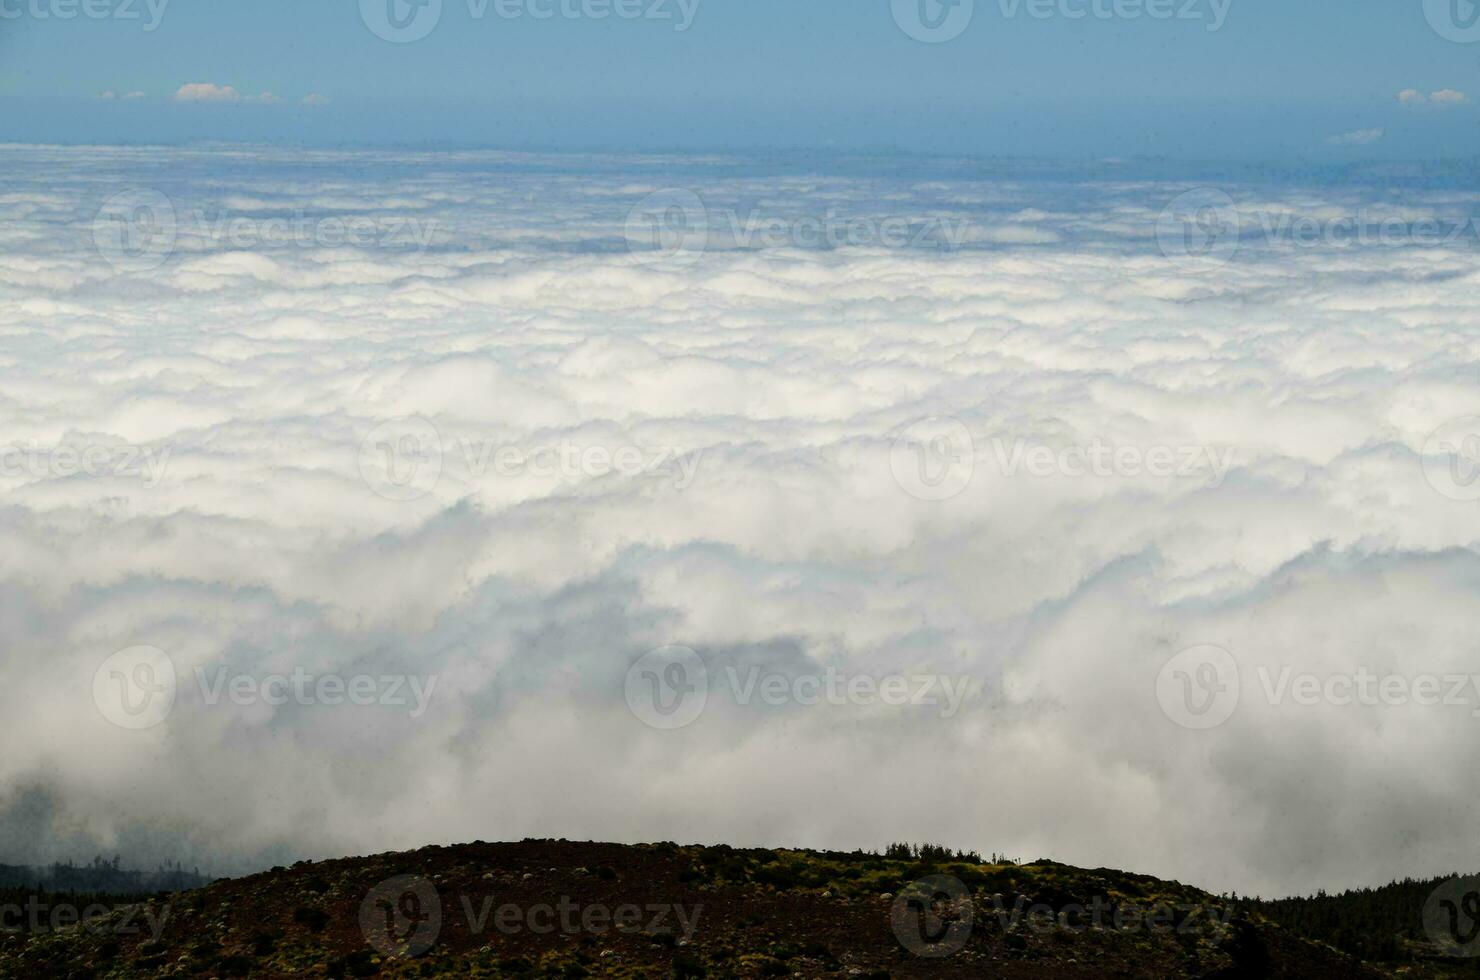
[
  {"left": 1397, "top": 88, "right": 1469, "bottom": 106},
  {"left": 173, "top": 82, "right": 241, "bottom": 103},
  {"left": 173, "top": 84, "right": 280, "bottom": 105},
  {"left": 1326, "top": 128, "right": 1383, "bottom": 146},
  {"left": 3, "top": 147, "right": 1480, "bottom": 898}
]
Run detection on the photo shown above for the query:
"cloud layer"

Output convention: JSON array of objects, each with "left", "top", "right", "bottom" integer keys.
[{"left": 2, "top": 147, "right": 1479, "bottom": 898}]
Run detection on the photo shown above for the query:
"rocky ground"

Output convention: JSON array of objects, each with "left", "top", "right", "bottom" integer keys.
[{"left": 0, "top": 839, "right": 1431, "bottom": 978}]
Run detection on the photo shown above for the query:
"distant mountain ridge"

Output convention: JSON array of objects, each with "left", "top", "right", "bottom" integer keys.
[{"left": 0, "top": 839, "right": 1411, "bottom": 978}]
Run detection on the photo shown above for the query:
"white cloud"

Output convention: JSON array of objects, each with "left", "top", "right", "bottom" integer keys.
[
  {"left": 123, "top": 91, "right": 147, "bottom": 101},
  {"left": 98, "top": 91, "right": 116, "bottom": 101},
  {"left": 4, "top": 147, "right": 1480, "bottom": 899},
  {"left": 172, "top": 84, "right": 279, "bottom": 105},
  {"left": 301, "top": 93, "right": 331, "bottom": 107},
  {"left": 1396, "top": 88, "right": 1469, "bottom": 106},
  {"left": 1326, "top": 128, "right": 1383, "bottom": 146},
  {"left": 173, "top": 83, "right": 242, "bottom": 103}
]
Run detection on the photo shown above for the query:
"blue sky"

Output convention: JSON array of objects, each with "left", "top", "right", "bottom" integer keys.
[{"left": 2, "top": 0, "right": 1479, "bottom": 156}]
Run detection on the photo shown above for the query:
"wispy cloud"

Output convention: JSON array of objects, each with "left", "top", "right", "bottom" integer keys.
[{"left": 1326, "top": 128, "right": 1384, "bottom": 146}]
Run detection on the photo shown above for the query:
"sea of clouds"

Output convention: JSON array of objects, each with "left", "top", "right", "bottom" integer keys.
[{"left": 2, "top": 144, "right": 1478, "bottom": 898}]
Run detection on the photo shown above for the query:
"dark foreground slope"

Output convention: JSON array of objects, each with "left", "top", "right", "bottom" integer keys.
[{"left": 0, "top": 839, "right": 1416, "bottom": 978}]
